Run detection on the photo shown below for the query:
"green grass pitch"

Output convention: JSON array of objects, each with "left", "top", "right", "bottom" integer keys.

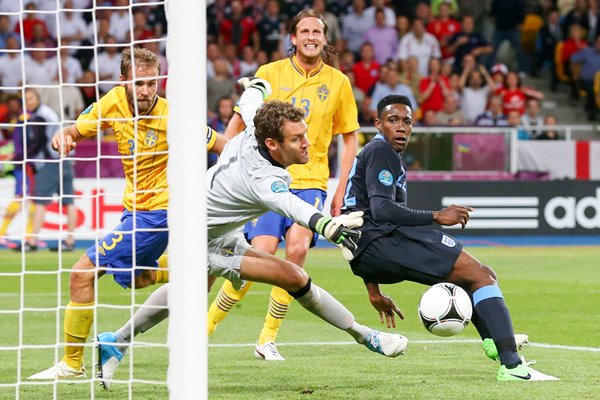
[{"left": 0, "top": 246, "right": 599, "bottom": 399}]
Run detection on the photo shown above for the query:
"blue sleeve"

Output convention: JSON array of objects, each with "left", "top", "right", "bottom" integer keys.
[{"left": 363, "top": 143, "right": 434, "bottom": 226}]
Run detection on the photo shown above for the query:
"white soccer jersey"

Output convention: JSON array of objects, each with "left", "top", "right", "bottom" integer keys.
[{"left": 206, "top": 129, "right": 318, "bottom": 240}]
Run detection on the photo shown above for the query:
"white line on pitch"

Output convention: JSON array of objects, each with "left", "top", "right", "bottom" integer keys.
[{"left": 209, "top": 340, "right": 600, "bottom": 353}]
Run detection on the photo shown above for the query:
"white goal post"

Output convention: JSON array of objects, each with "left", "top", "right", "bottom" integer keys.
[{"left": 165, "top": 0, "right": 207, "bottom": 399}]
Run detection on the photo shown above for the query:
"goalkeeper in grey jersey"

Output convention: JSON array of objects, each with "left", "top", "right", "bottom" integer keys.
[{"left": 94, "top": 79, "right": 409, "bottom": 390}]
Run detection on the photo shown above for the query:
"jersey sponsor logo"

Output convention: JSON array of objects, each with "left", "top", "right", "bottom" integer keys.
[
  {"left": 81, "top": 104, "right": 93, "bottom": 115},
  {"left": 271, "top": 180, "right": 289, "bottom": 193},
  {"left": 378, "top": 170, "right": 393, "bottom": 186},
  {"left": 317, "top": 84, "right": 329, "bottom": 102},
  {"left": 441, "top": 234, "right": 456, "bottom": 247},
  {"left": 144, "top": 129, "right": 158, "bottom": 147}
]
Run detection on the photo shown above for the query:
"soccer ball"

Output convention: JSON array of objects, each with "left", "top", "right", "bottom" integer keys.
[{"left": 418, "top": 283, "right": 473, "bottom": 337}]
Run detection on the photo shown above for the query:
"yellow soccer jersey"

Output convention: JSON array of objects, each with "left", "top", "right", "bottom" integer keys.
[
  {"left": 256, "top": 56, "right": 359, "bottom": 191},
  {"left": 76, "top": 87, "right": 219, "bottom": 211}
]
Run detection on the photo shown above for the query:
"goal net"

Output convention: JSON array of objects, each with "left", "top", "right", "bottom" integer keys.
[{"left": 0, "top": 1, "right": 205, "bottom": 398}]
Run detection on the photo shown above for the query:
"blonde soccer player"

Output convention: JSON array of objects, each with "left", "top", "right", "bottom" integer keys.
[
  {"left": 207, "top": 8, "right": 360, "bottom": 361},
  {"left": 29, "top": 47, "right": 226, "bottom": 380}
]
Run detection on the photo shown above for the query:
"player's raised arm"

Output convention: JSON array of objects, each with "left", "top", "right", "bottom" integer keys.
[{"left": 51, "top": 125, "right": 84, "bottom": 156}]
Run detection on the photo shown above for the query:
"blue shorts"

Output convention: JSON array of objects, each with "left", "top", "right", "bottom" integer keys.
[
  {"left": 13, "top": 166, "right": 33, "bottom": 197},
  {"left": 244, "top": 189, "right": 326, "bottom": 246},
  {"left": 86, "top": 209, "right": 168, "bottom": 288}
]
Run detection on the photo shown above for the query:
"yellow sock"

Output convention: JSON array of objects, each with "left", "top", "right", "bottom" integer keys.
[
  {"left": 26, "top": 203, "right": 35, "bottom": 236},
  {"left": 0, "top": 200, "right": 21, "bottom": 235},
  {"left": 207, "top": 279, "right": 253, "bottom": 336},
  {"left": 155, "top": 254, "right": 169, "bottom": 283},
  {"left": 62, "top": 301, "right": 94, "bottom": 370},
  {"left": 258, "top": 286, "right": 293, "bottom": 345}
]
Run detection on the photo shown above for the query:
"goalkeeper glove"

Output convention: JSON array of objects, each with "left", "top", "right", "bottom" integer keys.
[
  {"left": 313, "top": 211, "right": 364, "bottom": 261},
  {"left": 237, "top": 77, "right": 272, "bottom": 100}
]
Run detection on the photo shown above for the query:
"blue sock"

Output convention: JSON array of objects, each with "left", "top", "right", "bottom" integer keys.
[{"left": 473, "top": 285, "right": 520, "bottom": 367}]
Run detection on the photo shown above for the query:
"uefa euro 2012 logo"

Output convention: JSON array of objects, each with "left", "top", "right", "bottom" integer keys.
[{"left": 378, "top": 170, "right": 393, "bottom": 186}]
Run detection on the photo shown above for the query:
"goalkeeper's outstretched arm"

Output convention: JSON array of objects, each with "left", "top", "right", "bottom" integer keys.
[{"left": 224, "top": 77, "right": 272, "bottom": 139}]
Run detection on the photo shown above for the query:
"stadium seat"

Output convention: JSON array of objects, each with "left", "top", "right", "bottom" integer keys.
[
  {"left": 594, "top": 71, "right": 600, "bottom": 110},
  {"left": 521, "top": 14, "right": 544, "bottom": 55},
  {"left": 554, "top": 41, "right": 569, "bottom": 82}
]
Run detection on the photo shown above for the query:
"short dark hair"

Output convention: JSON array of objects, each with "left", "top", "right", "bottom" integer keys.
[
  {"left": 254, "top": 101, "right": 305, "bottom": 148},
  {"left": 377, "top": 95, "right": 412, "bottom": 118}
]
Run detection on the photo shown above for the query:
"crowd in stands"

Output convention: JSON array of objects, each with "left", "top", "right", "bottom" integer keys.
[{"left": 2, "top": 0, "right": 600, "bottom": 148}]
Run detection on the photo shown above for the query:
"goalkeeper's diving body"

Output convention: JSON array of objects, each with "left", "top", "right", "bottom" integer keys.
[
  {"left": 28, "top": 47, "right": 227, "bottom": 381},
  {"left": 94, "top": 79, "right": 408, "bottom": 390},
  {"left": 208, "top": 8, "right": 361, "bottom": 361}
]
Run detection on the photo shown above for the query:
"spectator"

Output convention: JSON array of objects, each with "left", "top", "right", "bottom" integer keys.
[
  {"left": 364, "top": 0, "right": 396, "bottom": 27},
  {"left": 561, "top": 0, "right": 588, "bottom": 38},
  {"left": 223, "top": 43, "right": 242, "bottom": 79},
  {"left": 506, "top": 109, "right": 530, "bottom": 139},
  {"left": 419, "top": 58, "right": 451, "bottom": 116},
  {"left": 520, "top": 98, "right": 544, "bottom": 138},
  {"left": 537, "top": 115, "right": 560, "bottom": 140},
  {"left": 207, "top": 59, "right": 235, "bottom": 119},
  {"left": 41, "top": 66, "right": 85, "bottom": 122},
  {"left": 109, "top": 0, "right": 132, "bottom": 43},
  {"left": 563, "top": 23, "right": 588, "bottom": 99},
  {"left": 16, "top": 88, "right": 77, "bottom": 251},
  {"left": 475, "top": 95, "right": 509, "bottom": 126},
  {"left": 206, "top": 42, "right": 222, "bottom": 79},
  {"left": 400, "top": 56, "right": 424, "bottom": 102},
  {"left": 490, "top": 63, "right": 508, "bottom": 94},
  {"left": 571, "top": 36, "right": 600, "bottom": 120},
  {"left": 414, "top": 1, "right": 433, "bottom": 25},
  {"left": 352, "top": 42, "right": 380, "bottom": 94},
  {"left": 78, "top": 69, "right": 97, "bottom": 107},
  {"left": 420, "top": 108, "right": 437, "bottom": 126},
  {"left": 58, "top": 41, "right": 84, "bottom": 84},
  {"left": 363, "top": 8, "right": 398, "bottom": 64},
  {"left": 397, "top": 18, "right": 441, "bottom": 76},
  {"left": 14, "top": 2, "right": 50, "bottom": 45},
  {"left": 427, "top": 2, "right": 462, "bottom": 60},
  {"left": 431, "top": 0, "right": 459, "bottom": 17},
  {"left": 0, "top": 36, "right": 24, "bottom": 94},
  {"left": 312, "top": 0, "right": 342, "bottom": 44},
  {"left": 131, "top": 10, "right": 154, "bottom": 42},
  {"left": 585, "top": 0, "right": 599, "bottom": 42},
  {"left": 24, "top": 42, "right": 59, "bottom": 86},
  {"left": 447, "top": 15, "right": 493, "bottom": 73},
  {"left": 89, "top": 35, "right": 121, "bottom": 95},
  {"left": 256, "top": 0, "right": 284, "bottom": 56},
  {"left": 435, "top": 94, "right": 465, "bottom": 125},
  {"left": 342, "top": 0, "right": 373, "bottom": 56},
  {"left": 501, "top": 71, "right": 544, "bottom": 115},
  {"left": 345, "top": 71, "right": 367, "bottom": 123},
  {"left": 490, "top": 0, "right": 528, "bottom": 75},
  {"left": 207, "top": 95, "right": 234, "bottom": 167},
  {"left": 219, "top": 0, "right": 258, "bottom": 55},
  {"left": 58, "top": 0, "right": 89, "bottom": 49},
  {"left": 459, "top": 64, "right": 496, "bottom": 124},
  {"left": 339, "top": 49, "right": 355, "bottom": 73},
  {"left": 239, "top": 45, "right": 258, "bottom": 77},
  {"left": 396, "top": 14, "right": 411, "bottom": 41},
  {"left": 369, "top": 68, "right": 418, "bottom": 119},
  {"left": 0, "top": 15, "right": 13, "bottom": 49},
  {"left": 536, "top": 9, "right": 562, "bottom": 91}
]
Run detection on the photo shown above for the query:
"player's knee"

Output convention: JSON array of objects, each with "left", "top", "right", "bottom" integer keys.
[
  {"left": 282, "top": 262, "right": 309, "bottom": 292},
  {"left": 70, "top": 258, "right": 96, "bottom": 290},
  {"left": 285, "top": 241, "right": 310, "bottom": 265}
]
